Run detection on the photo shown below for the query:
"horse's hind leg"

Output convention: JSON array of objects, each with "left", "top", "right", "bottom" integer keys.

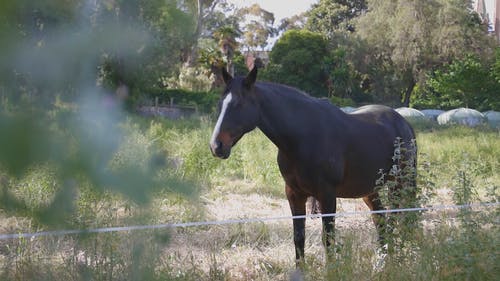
[
  {"left": 363, "top": 193, "right": 387, "bottom": 246},
  {"left": 364, "top": 192, "right": 389, "bottom": 270}
]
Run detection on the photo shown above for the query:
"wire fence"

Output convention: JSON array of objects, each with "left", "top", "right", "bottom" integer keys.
[{"left": 0, "top": 202, "right": 498, "bottom": 241}]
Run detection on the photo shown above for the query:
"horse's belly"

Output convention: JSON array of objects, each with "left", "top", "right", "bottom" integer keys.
[
  {"left": 335, "top": 161, "right": 388, "bottom": 198},
  {"left": 335, "top": 180, "right": 376, "bottom": 198}
]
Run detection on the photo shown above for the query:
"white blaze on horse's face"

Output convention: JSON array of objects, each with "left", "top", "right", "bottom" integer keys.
[{"left": 210, "top": 92, "right": 233, "bottom": 155}]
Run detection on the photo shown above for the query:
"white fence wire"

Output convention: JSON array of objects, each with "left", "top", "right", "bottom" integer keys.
[{"left": 0, "top": 202, "right": 498, "bottom": 240}]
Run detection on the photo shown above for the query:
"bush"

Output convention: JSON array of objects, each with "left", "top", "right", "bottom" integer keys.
[
  {"left": 262, "top": 30, "right": 330, "bottom": 97},
  {"left": 144, "top": 88, "right": 219, "bottom": 113},
  {"left": 329, "top": 96, "right": 356, "bottom": 107},
  {"left": 412, "top": 54, "right": 500, "bottom": 111}
]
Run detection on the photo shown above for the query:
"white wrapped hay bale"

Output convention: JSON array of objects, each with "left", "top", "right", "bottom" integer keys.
[
  {"left": 395, "top": 107, "right": 426, "bottom": 122},
  {"left": 341, "top": 106, "right": 357, "bottom": 113},
  {"left": 421, "top": 109, "right": 445, "bottom": 121},
  {"left": 437, "top": 108, "right": 486, "bottom": 127},
  {"left": 483, "top": 111, "right": 500, "bottom": 128}
]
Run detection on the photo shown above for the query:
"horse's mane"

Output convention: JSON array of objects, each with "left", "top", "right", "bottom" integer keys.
[
  {"left": 257, "top": 81, "right": 311, "bottom": 98},
  {"left": 255, "top": 81, "right": 339, "bottom": 111}
]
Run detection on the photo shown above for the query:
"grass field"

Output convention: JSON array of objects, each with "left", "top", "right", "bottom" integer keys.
[{"left": 0, "top": 116, "right": 499, "bottom": 280}]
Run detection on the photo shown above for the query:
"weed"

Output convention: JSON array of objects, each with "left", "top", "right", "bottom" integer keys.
[{"left": 375, "top": 137, "right": 434, "bottom": 256}]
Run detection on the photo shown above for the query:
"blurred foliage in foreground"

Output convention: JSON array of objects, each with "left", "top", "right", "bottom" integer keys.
[
  {"left": 0, "top": 99, "right": 199, "bottom": 228},
  {"left": 0, "top": 0, "right": 200, "bottom": 228}
]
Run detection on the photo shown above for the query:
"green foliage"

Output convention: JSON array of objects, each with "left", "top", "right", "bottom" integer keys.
[
  {"left": 0, "top": 0, "right": 197, "bottom": 108},
  {"left": 417, "top": 126, "right": 499, "bottom": 198},
  {"left": 262, "top": 30, "right": 329, "bottom": 97},
  {"left": 305, "top": 0, "right": 367, "bottom": 36},
  {"left": 324, "top": 49, "right": 350, "bottom": 96},
  {"left": 492, "top": 47, "right": 500, "bottom": 83},
  {"left": 0, "top": 111, "right": 204, "bottom": 280},
  {"left": 176, "top": 66, "right": 215, "bottom": 92},
  {"left": 236, "top": 4, "right": 277, "bottom": 51},
  {"left": 414, "top": 54, "right": 500, "bottom": 111},
  {"left": 375, "top": 138, "right": 429, "bottom": 255},
  {"left": 1, "top": 118, "right": 499, "bottom": 280},
  {"left": 323, "top": 48, "right": 371, "bottom": 103},
  {"left": 329, "top": 95, "right": 356, "bottom": 107},
  {"left": 171, "top": 121, "right": 282, "bottom": 196},
  {"left": 94, "top": 0, "right": 196, "bottom": 100},
  {"left": 0, "top": 100, "right": 202, "bottom": 228},
  {"left": 231, "top": 52, "right": 250, "bottom": 76},
  {"left": 356, "top": 0, "right": 495, "bottom": 106},
  {"left": 2, "top": 0, "right": 500, "bottom": 278},
  {"left": 145, "top": 88, "right": 219, "bottom": 113}
]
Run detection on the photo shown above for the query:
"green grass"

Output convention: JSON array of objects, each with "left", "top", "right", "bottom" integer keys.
[
  {"left": 416, "top": 126, "right": 499, "bottom": 202},
  {"left": 0, "top": 115, "right": 499, "bottom": 280}
]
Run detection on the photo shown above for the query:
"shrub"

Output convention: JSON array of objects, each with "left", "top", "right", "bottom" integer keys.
[{"left": 144, "top": 88, "right": 219, "bottom": 113}]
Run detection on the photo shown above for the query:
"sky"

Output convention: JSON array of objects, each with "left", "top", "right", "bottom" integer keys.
[
  {"left": 226, "top": 0, "right": 318, "bottom": 49},
  {"left": 227, "top": 0, "right": 498, "bottom": 49},
  {"left": 228, "top": 1, "right": 498, "bottom": 25},
  {"left": 474, "top": 0, "right": 496, "bottom": 26},
  {"left": 227, "top": 0, "right": 318, "bottom": 23}
]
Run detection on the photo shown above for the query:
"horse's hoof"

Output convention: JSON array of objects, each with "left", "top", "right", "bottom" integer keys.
[{"left": 289, "top": 269, "right": 305, "bottom": 281}]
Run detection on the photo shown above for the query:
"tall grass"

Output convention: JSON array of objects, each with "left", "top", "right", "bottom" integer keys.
[
  {"left": 416, "top": 126, "right": 499, "bottom": 202},
  {"left": 148, "top": 116, "right": 283, "bottom": 197},
  {"left": 0, "top": 116, "right": 498, "bottom": 280}
]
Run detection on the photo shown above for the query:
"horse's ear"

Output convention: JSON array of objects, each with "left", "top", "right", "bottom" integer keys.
[
  {"left": 244, "top": 66, "right": 257, "bottom": 89},
  {"left": 222, "top": 67, "right": 232, "bottom": 85}
]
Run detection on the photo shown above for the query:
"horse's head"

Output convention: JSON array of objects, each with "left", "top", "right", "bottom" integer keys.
[{"left": 210, "top": 67, "right": 260, "bottom": 159}]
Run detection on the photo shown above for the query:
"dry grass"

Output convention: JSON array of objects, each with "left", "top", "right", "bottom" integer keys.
[{"left": 0, "top": 120, "right": 498, "bottom": 280}]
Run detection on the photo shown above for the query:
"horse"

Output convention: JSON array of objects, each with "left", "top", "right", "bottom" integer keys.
[{"left": 209, "top": 66, "right": 417, "bottom": 266}]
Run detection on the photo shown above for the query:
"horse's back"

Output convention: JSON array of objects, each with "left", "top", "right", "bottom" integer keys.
[{"left": 350, "top": 105, "right": 415, "bottom": 141}]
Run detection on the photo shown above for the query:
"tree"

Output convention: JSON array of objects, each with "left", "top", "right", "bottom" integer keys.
[
  {"left": 213, "top": 26, "right": 241, "bottom": 75},
  {"left": 278, "top": 13, "right": 307, "bottom": 33},
  {"left": 263, "top": 30, "right": 329, "bottom": 97},
  {"left": 323, "top": 48, "right": 365, "bottom": 102},
  {"left": 0, "top": 0, "right": 198, "bottom": 106},
  {"left": 0, "top": 0, "right": 83, "bottom": 102},
  {"left": 296, "top": 0, "right": 370, "bottom": 103},
  {"left": 181, "top": 0, "right": 229, "bottom": 66},
  {"left": 97, "top": 0, "right": 196, "bottom": 97},
  {"left": 305, "top": 0, "right": 367, "bottom": 37},
  {"left": 414, "top": 54, "right": 500, "bottom": 111},
  {"left": 356, "top": 0, "right": 494, "bottom": 106},
  {"left": 237, "top": 4, "right": 277, "bottom": 51},
  {"left": 434, "top": 0, "right": 492, "bottom": 61},
  {"left": 492, "top": 47, "right": 500, "bottom": 84}
]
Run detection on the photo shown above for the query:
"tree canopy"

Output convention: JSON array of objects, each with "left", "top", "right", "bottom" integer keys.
[
  {"left": 355, "top": 0, "right": 495, "bottom": 106},
  {"left": 262, "top": 30, "right": 329, "bottom": 97},
  {"left": 305, "top": 0, "right": 367, "bottom": 36},
  {"left": 0, "top": 0, "right": 498, "bottom": 109}
]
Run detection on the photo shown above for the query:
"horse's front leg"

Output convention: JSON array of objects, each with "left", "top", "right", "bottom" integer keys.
[
  {"left": 285, "top": 185, "right": 307, "bottom": 267},
  {"left": 319, "top": 195, "right": 337, "bottom": 261}
]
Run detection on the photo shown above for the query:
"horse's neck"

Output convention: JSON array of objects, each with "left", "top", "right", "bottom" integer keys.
[{"left": 255, "top": 85, "right": 314, "bottom": 152}]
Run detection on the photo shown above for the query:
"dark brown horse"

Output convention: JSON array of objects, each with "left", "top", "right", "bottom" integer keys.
[{"left": 209, "top": 67, "right": 417, "bottom": 265}]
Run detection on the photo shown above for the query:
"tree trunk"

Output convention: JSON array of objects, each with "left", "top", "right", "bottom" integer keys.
[
  {"left": 185, "top": 0, "right": 203, "bottom": 67},
  {"left": 402, "top": 78, "right": 416, "bottom": 107}
]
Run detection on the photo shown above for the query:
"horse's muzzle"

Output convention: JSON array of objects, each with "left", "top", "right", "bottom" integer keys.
[{"left": 210, "top": 140, "right": 231, "bottom": 159}]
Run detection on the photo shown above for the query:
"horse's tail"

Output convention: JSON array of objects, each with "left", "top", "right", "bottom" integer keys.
[{"left": 307, "top": 196, "right": 321, "bottom": 215}]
